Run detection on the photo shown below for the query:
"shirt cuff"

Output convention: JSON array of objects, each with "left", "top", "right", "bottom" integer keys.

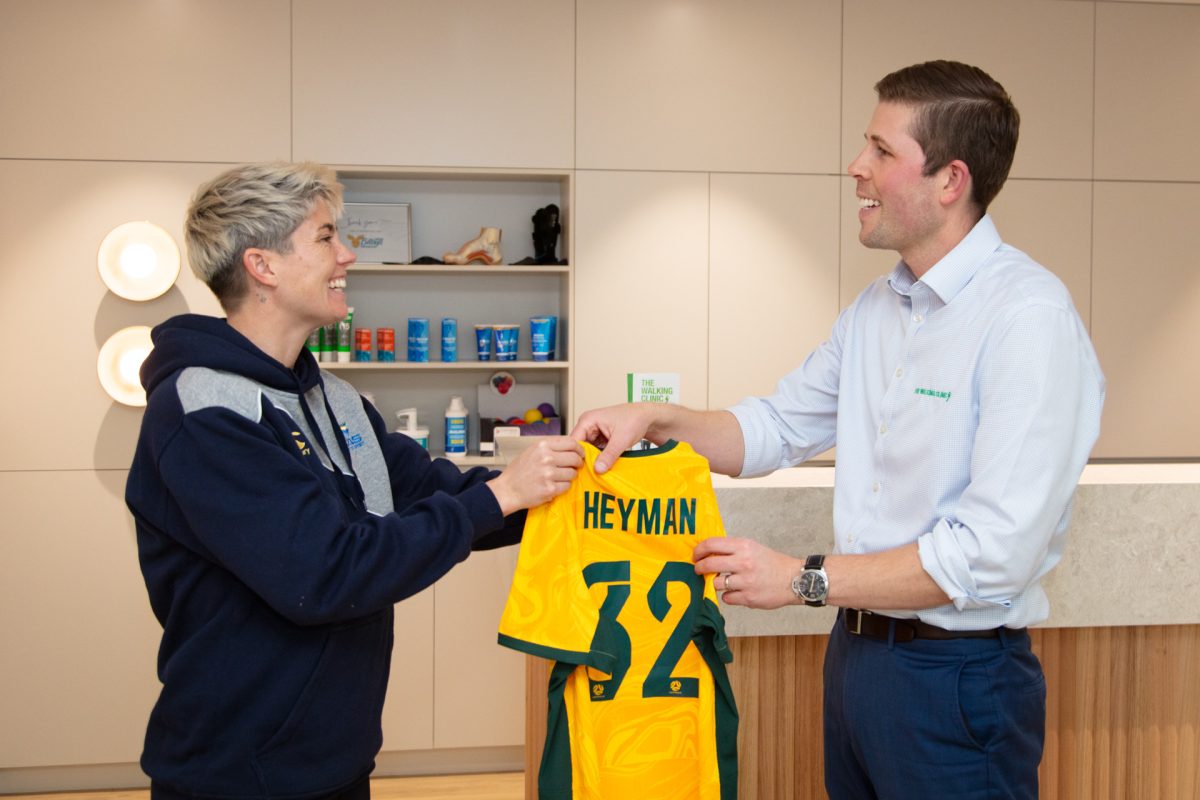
[
  {"left": 918, "top": 523, "right": 1012, "bottom": 612},
  {"left": 727, "top": 401, "right": 780, "bottom": 478}
]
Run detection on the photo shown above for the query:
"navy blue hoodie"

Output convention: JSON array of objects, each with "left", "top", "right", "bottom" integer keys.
[{"left": 126, "top": 314, "right": 522, "bottom": 798}]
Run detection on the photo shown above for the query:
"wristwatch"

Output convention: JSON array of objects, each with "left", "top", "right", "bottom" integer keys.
[{"left": 791, "top": 554, "right": 829, "bottom": 607}]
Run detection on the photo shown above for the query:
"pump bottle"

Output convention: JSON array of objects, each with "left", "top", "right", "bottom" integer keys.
[
  {"left": 395, "top": 408, "right": 429, "bottom": 450},
  {"left": 444, "top": 396, "right": 468, "bottom": 458}
]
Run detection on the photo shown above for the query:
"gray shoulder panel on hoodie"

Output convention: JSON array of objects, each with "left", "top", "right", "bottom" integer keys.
[
  {"left": 176, "top": 367, "right": 264, "bottom": 422},
  {"left": 320, "top": 370, "right": 395, "bottom": 516}
]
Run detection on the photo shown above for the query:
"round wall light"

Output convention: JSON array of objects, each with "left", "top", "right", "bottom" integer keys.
[
  {"left": 97, "top": 221, "right": 180, "bottom": 301},
  {"left": 98, "top": 325, "right": 154, "bottom": 406}
]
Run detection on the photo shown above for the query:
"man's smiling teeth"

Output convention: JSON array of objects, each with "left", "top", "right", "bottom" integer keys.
[
  {"left": 329, "top": 277, "right": 346, "bottom": 290},
  {"left": 859, "top": 198, "right": 880, "bottom": 208}
]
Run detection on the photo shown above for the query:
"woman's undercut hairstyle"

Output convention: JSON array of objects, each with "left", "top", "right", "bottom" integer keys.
[{"left": 184, "top": 162, "right": 345, "bottom": 311}]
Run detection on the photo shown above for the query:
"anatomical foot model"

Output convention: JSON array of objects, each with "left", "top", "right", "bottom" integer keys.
[{"left": 443, "top": 227, "right": 502, "bottom": 265}]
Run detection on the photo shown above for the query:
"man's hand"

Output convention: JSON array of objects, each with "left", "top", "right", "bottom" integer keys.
[
  {"left": 694, "top": 536, "right": 804, "bottom": 609},
  {"left": 569, "top": 403, "right": 665, "bottom": 474},
  {"left": 487, "top": 436, "right": 584, "bottom": 516}
]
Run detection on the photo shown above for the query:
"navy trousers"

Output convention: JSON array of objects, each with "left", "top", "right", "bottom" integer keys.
[{"left": 823, "top": 612, "right": 1045, "bottom": 799}]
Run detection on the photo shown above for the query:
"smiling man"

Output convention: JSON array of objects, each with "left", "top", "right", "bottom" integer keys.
[
  {"left": 571, "top": 61, "right": 1105, "bottom": 798},
  {"left": 125, "top": 162, "right": 582, "bottom": 799}
]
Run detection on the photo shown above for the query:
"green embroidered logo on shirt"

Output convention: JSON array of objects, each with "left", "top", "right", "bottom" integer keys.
[{"left": 914, "top": 387, "right": 952, "bottom": 402}]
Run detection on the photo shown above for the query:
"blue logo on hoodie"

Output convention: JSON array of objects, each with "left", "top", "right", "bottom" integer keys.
[{"left": 341, "top": 423, "right": 364, "bottom": 451}]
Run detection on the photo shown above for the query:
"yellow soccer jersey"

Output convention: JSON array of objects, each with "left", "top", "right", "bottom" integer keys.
[{"left": 498, "top": 440, "right": 738, "bottom": 800}]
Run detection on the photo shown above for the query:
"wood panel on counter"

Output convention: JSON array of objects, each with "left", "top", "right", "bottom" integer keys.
[{"left": 525, "top": 624, "right": 1199, "bottom": 799}]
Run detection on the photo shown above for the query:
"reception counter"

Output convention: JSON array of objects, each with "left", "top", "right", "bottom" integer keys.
[
  {"left": 524, "top": 465, "right": 1200, "bottom": 800},
  {"left": 709, "top": 462, "right": 1200, "bottom": 636}
]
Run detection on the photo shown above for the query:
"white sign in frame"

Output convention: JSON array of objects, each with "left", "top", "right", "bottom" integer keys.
[{"left": 340, "top": 202, "right": 413, "bottom": 264}]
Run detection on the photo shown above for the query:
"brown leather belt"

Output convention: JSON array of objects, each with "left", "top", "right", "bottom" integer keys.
[{"left": 842, "top": 608, "right": 1014, "bottom": 643}]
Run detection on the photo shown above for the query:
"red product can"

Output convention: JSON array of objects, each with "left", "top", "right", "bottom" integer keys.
[
  {"left": 353, "top": 328, "right": 373, "bottom": 362},
  {"left": 376, "top": 327, "right": 396, "bottom": 362}
]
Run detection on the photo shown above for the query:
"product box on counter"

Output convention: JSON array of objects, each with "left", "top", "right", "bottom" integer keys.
[
  {"left": 477, "top": 417, "right": 561, "bottom": 453},
  {"left": 477, "top": 383, "right": 560, "bottom": 455}
]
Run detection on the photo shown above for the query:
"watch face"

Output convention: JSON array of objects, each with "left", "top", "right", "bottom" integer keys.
[{"left": 799, "top": 571, "right": 827, "bottom": 600}]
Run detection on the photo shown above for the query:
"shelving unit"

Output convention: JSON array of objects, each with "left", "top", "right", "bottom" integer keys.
[
  {"left": 351, "top": 263, "right": 569, "bottom": 275},
  {"left": 325, "top": 361, "right": 567, "bottom": 372},
  {"left": 330, "top": 166, "right": 573, "bottom": 462}
]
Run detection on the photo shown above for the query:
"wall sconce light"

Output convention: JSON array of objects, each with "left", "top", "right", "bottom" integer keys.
[
  {"left": 98, "top": 326, "right": 154, "bottom": 406},
  {"left": 97, "top": 221, "right": 180, "bottom": 301}
]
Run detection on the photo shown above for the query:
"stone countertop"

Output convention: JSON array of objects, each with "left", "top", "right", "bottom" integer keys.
[{"left": 710, "top": 464, "right": 1200, "bottom": 637}]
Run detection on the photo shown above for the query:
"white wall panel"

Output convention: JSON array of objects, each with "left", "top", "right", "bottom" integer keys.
[
  {"left": 573, "top": 171, "right": 710, "bottom": 413},
  {"left": 432, "top": 547, "right": 523, "bottom": 748},
  {"left": 1095, "top": 3, "right": 1200, "bottom": 181},
  {"left": 577, "top": 0, "right": 841, "bottom": 173},
  {"left": 709, "top": 174, "right": 840, "bottom": 410},
  {"left": 1091, "top": 182, "right": 1200, "bottom": 458},
  {"left": 0, "top": 161, "right": 226, "bottom": 473},
  {"left": 292, "top": 0, "right": 574, "bottom": 168},
  {"left": 842, "top": 0, "right": 1094, "bottom": 181},
  {"left": 380, "top": 589, "right": 436, "bottom": 752},
  {"left": 0, "top": 0, "right": 290, "bottom": 162},
  {"left": 0, "top": 471, "right": 158, "bottom": 767}
]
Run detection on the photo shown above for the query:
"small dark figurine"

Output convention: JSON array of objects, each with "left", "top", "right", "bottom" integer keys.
[{"left": 515, "top": 204, "right": 564, "bottom": 265}]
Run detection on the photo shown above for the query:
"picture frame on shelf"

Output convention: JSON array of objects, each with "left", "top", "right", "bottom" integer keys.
[{"left": 340, "top": 202, "right": 412, "bottom": 264}]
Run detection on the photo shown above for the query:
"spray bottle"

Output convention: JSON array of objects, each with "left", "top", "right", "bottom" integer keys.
[
  {"left": 444, "top": 395, "right": 468, "bottom": 458},
  {"left": 395, "top": 408, "right": 429, "bottom": 450}
]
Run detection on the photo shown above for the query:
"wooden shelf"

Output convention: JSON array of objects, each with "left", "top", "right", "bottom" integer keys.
[
  {"left": 323, "top": 360, "right": 568, "bottom": 371},
  {"left": 351, "top": 263, "right": 568, "bottom": 275}
]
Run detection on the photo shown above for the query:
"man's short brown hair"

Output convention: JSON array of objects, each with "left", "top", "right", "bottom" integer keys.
[{"left": 876, "top": 60, "right": 1019, "bottom": 215}]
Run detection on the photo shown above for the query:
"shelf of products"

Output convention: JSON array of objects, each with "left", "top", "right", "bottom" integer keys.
[
  {"left": 329, "top": 167, "right": 572, "bottom": 461},
  {"left": 325, "top": 361, "right": 567, "bottom": 371}
]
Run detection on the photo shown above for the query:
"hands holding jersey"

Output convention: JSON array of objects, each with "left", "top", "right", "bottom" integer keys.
[
  {"left": 570, "top": 402, "right": 797, "bottom": 609},
  {"left": 693, "top": 537, "right": 802, "bottom": 609},
  {"left": 487, "top": 436, "right": 585, "bottom": 516}
]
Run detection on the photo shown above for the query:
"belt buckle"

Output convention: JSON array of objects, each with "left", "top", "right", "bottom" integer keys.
[{"left": 847, "top": 608, "right": 865, "bottom": 635}]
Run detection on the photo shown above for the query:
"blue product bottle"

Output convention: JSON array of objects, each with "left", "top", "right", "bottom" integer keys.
[
  {"left": 441, "top": 316, "right": 458, "bottom": 362},
  {"left": 444, "top": 395, "right": 468, "bottom": 459}
]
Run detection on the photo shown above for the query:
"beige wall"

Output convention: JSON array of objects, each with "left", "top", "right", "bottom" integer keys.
[{"left": 2, "top": 0, "right": 1198, "bottom": 788}]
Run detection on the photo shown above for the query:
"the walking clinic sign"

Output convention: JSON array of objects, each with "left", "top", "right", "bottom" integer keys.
[{"left": 627, "top": 373, "right": 680, "bottom": 404}]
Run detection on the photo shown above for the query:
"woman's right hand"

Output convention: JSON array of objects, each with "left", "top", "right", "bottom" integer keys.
[{"left": 486, "top": 436, "right": 584, "bottom": 515}]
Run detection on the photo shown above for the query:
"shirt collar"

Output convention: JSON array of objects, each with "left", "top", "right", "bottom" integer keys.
[{"left": 887, "top": 214, "right": 1002, "bottom": 304}]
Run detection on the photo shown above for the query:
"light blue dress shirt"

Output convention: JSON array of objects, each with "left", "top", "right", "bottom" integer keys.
[{"left": 729, "top": 215, "right": 1105, "bottom": 630}]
